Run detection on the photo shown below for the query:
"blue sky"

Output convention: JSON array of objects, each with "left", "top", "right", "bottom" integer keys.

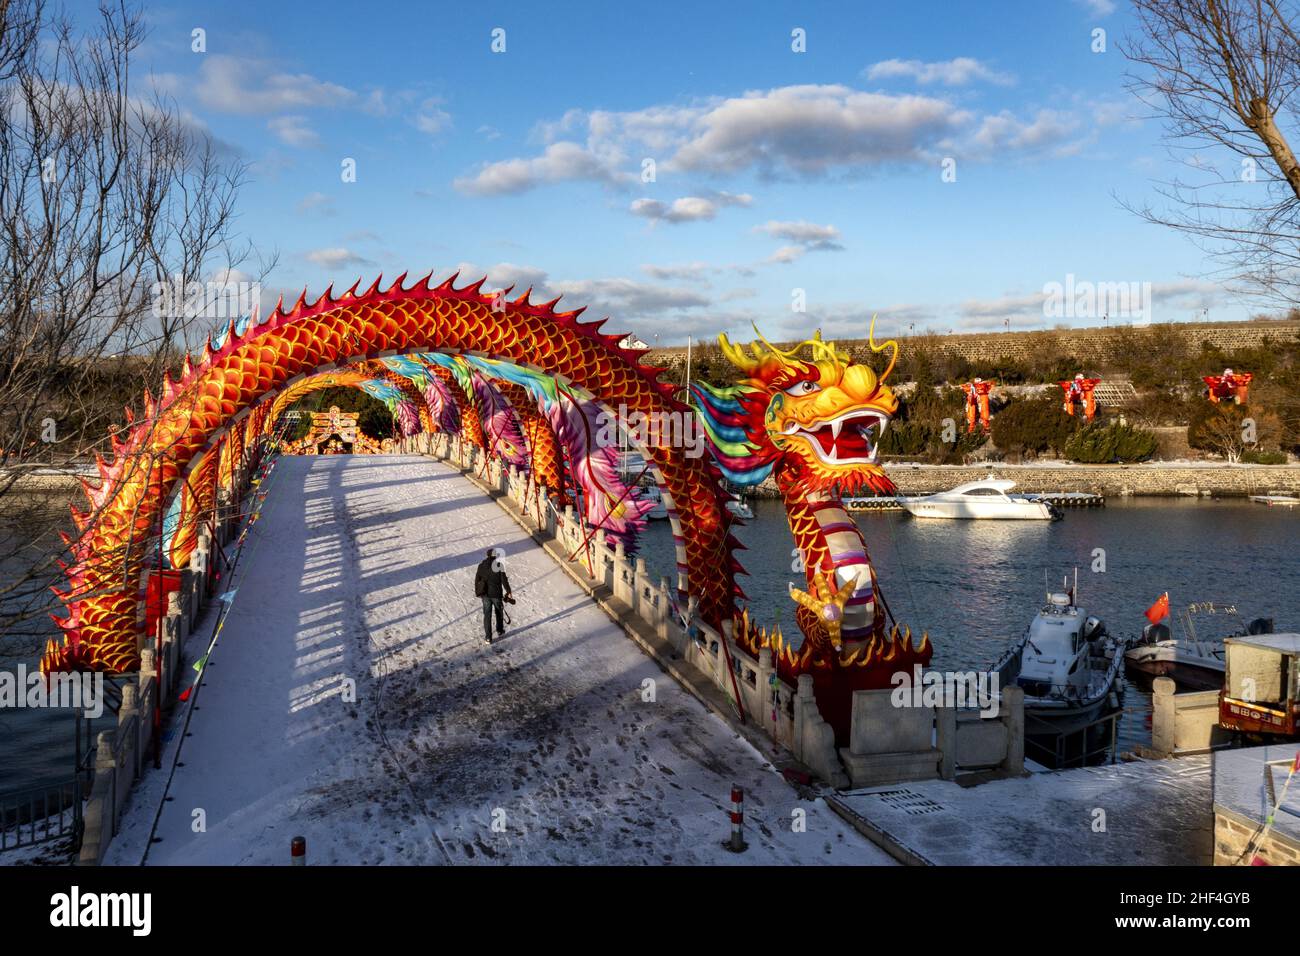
[{"left": 128, "top": 0, "right": 1262, "bottom": 344}]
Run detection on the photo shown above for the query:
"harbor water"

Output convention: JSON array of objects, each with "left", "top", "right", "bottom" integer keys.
[{"left": 638, "top": 497, "right": 1300, "bottom": 755}]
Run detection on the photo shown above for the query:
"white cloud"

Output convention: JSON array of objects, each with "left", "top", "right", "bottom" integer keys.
[
  {"left": 454, "top": 141, "right": 629, "bottom": 195},
  {"left": 964, "top": 109, "right": 1081, "bottom": 157},
  {"left": 865, "top": 57, "right": 1015, "bottom": 87},
  {"left": 268, "top": 115, "right": 320, "bottom": 148},
  {"left": 305, "top": 247, "right": 375, "bottom": 270},
  {"left": 1076, "top": 0, "right": 1116, "bottom": 16},
  {"left": 754, "top": 220, "right": 843, "bottom": 249},
  {"left": 451, "top": 83, "right": 1107, "bottom": 195},
  {"left": 414, "top": 98, "right": 452, "bottom": 136},
  {"left": 629, "top": 191, "right": 751, "bottom": 224},
  {"left": 640, "top": 262, "right": 716, "bottom": 282},
  {"left": 754, "top": 221, "right": 844, "bottom": 263},
  {"left": 766, "top": 245, "right": 806, "bottom": 264},
  {"left": 297, "top": 191, "right": 334, "bottom": 215},
  {"left": 547, "top": 278, "right": 712, "bottom": 318},
  {"left": 195, "top": 55, "right": 356, "bottom": 114},
  {"left": 449, "top": 261, "right": 552, "bottom": 293},
  {"left": 669, "top": 85, "right": 967, "bottom": 175}
]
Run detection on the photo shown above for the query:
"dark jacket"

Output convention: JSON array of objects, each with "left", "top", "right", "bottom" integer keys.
[{"left": 474, "top": 558, "right": 511, "bottom": 601}]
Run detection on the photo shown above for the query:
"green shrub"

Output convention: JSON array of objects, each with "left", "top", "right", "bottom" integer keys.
[
  {"left": 991, "top": 397, "right": 1079, "bottom": 458},
  {"left": 1064, "top": 421, "right": 1158, "bottom": 463},
  {"left": 1242, "top": 449, "right": 1288, "bottom": 464}
]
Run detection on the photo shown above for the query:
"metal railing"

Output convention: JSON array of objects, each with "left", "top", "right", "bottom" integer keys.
[{"left": 0, "top": 778, "right": 82, "bottom": 853}]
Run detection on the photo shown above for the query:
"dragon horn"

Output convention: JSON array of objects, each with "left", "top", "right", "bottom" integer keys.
[
  {"left": 749, "top": 322, "right": 790, "bottom": 362},
  {"left": 718, "top": 332, "right": 759, "bottom": 374},
  {"left": 868, "top": 314, "right": 899, "bottom": 383}
]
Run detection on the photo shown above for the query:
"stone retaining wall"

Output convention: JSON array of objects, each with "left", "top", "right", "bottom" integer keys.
[
  {"left": 647, "top": 321, "right": 1300, "bottom": 368},
  {"left": 741, "top": 464, "right": 1300, "bottom": 499}
]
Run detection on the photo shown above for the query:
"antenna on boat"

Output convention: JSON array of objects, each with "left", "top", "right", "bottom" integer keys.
[
  {"left": 1044, "top": 569, "right": 1049, "bottom": 602},
  {"left": 1073, "top": 567, "right": 1079, "bottom": 605}
]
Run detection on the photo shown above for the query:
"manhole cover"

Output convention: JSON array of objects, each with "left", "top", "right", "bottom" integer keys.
[{"left": 870, "top": 788, "right": 944, "bottom": 816}]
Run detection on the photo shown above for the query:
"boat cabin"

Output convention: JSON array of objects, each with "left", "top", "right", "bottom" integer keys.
[
  {"left": 1017, "top": 593, "right": 1098, "bottom": 699},
  {"left": 1218, "top": 633, "right": 1300, "bottom": 737}
]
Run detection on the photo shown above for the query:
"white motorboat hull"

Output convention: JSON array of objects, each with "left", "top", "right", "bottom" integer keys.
[
  {"left": 903, "top": 498, "right": 1055, "bottom": 520},
  {"left": 1125, "top": 641, "right": 1225, "bottom": 690}
]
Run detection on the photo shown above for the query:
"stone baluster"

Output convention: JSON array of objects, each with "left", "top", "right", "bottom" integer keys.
[
  {"left": 633, "top": 557, "right": 650, "bottom": 622},
  {"left": 119, "top": 682, "right": 141, "bottom": 780}
]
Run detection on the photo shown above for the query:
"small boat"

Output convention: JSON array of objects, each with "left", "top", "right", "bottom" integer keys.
[
  {"left": 725, "top": 498, "right": 754, "bottom": 519},
  {"left": 902, "top": 477, "right": 1061, "bottom": 521},
  {"left": 1124, "top": 624, "right": 1225, "bottom": 690},
  {"left": 992, "top": 580, "right": 1124, "bottom": 766},
  {"left": 1125, "top": 602, "right": 1274, "bottom": 691}
]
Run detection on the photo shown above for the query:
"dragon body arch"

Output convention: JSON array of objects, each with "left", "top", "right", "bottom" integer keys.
[{"left": 46, "top": 273, "right": 737, "bottom": 674}]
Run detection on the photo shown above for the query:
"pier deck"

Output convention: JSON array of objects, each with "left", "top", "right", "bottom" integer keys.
[{"left": 827, "top": 754, "right": 1213, "bottom": 865}]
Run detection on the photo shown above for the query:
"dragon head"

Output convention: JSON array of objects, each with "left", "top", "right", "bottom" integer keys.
[{"left": 694, "top": 323, "right": 898, "bottom": 495}]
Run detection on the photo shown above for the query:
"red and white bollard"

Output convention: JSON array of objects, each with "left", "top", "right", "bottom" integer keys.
[
  {"left": 728, "top": 785, "right": 747, "bottom": 852},
  {"left": 291, "top": 835, "right": 306, "bottom": 866}
]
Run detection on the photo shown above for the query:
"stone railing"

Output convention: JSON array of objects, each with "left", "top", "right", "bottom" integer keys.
[
  {"left": 837, "top": 686, "right": 1025, "bottom": 788},
  {"left": 400, "top": 434, "right": 850, "bottom": 787},
  {"left": 78, "top": 456, "right": 241, "bottom": 864},
  {"left": 1148, "top": 677, "right": 1230, "bottom": 757}
]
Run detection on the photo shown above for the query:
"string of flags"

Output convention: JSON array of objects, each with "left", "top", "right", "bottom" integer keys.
[{"left": 1248, "top": 750, "right": 1300, "bottom": 866}]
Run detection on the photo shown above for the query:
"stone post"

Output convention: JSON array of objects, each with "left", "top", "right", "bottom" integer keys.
[
  {"left": 937, "top": 704, "right": 957, "bottom": 780},
  {"left": 793, "top": 673, "right": 814, "bottom": 763},
  {"left": 1151, "top": 677, "right": 1177, "bottom": 756},
  {"left": 757, "top": 646, "right": 775, "bottom": 738},
  {"left": 1002, "top": 685, "right": 1025, "bottom": 774},
  {"left": 120, "top": 682, "right": 141, "bottom": 780},
  {"left": 633, "top": 557, "right": 649, "bottom": 620}
]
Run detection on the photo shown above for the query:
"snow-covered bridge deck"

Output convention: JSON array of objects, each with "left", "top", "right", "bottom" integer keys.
[{"left": 107, "top": 454, "right": 890, "bottom": 865}]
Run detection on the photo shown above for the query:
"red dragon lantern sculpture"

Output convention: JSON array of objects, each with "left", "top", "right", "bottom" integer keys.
[
  {"left": 692, "top": 326, "right": 932, "bottom": 742},
  {"left": 1203, "top": 368, "right": 1252, "bottom": 405},
  {"left": 962, "top": 377, "right": 994, "bottom": 433},
  {"left": 1059, "top": 373, "right": 1100, "bottom": 422}
]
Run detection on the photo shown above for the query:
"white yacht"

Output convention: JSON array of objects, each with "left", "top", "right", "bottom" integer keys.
[
  {"left": 902, "top": 477, "right": 1060, "bottom": 521},
  {"left": 725, "top": 498, "right": 754, "bottom": 519},
  {"left": 640, "top": 482, "right": 668, "bottom": 520}
]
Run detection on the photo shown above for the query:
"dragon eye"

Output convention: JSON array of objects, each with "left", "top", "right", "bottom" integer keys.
[{"left": 784, "top": 380, "right": 821, "bottom": 397}]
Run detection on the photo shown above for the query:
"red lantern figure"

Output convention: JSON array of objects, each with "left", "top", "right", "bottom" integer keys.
[
  {"left": 962, "top": 378, "right": 994, "bottom": 433},
  {"left": 1203, "top": 368, "right": 1252, "bottom": 405},
  {"left": 1059, "top": 374, "right": 1100, "bottom": 422}
]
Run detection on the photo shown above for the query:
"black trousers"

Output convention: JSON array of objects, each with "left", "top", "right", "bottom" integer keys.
[{"left": 482, "top": 597, "right": 504, "bottom": 638}]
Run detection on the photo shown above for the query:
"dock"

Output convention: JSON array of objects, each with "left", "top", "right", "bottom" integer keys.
[
  {"left": 827, "top": 754, "right": 1213, "bottom": 866},
  {"left": 843, "top": 490, "right": 1105, "bottom": 513},
  {"left": 1023, "top": 491, "right": 1105, "bottom": 508}
]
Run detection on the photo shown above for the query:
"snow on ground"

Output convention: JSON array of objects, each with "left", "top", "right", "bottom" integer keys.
[
  {"left": 832, "top": 754, "right": 1213, "bottom": 865},
  {"left": 107, "top": 454, "right": 892, "bottom": 866}
]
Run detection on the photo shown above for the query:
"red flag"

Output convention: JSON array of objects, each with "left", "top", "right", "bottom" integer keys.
[{"left": 1145, "top": 592, "right": 1170, "bottom": 624}]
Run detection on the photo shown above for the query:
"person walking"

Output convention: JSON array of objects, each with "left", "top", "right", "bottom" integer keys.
[{"left": 474, "top": 547, "right": 513, "bottom": 644}]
